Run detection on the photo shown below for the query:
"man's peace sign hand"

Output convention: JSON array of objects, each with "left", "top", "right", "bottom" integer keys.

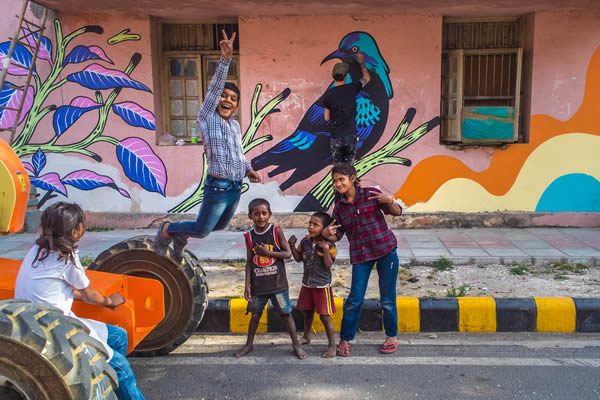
[
  {"left": 322, "top": 220, "right": 341, "bottom": 241},
  {"left": 219, "top": 30, "right": 236, "bottom": 60}
]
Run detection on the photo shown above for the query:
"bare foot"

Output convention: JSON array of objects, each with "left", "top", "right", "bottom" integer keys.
[
  {"left": 234, "top": 345, "right": 253, "bottom": 358},
  {"left": 322, "top": 345, "right": 336, "bottom": 358},
  {"left": 293, "top": 345, "right": 308, "bottom": 360},
  {"left": 300, "top": 335, "right": 311, "bottom": 345}
]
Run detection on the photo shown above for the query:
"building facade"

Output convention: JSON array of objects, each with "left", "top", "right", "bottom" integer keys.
[{"left": 1, "top": 0, "right": 598, "bottom": 225}]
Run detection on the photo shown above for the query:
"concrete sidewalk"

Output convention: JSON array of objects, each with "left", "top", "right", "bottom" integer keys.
[{"left": 1, "top": 227, "right": 599, "bottom": 265}]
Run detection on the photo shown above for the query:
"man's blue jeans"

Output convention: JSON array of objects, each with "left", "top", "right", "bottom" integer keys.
[
  {"left": 340, "top": 249, "right": 399, "bottom": 341},
  {"left": 167, "top": 175, "right": 242, "bottom": 239},
  {"left": 107, "top": 325, "right": 145, "bottom": 400}
]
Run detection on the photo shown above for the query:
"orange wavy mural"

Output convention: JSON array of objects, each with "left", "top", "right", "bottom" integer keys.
[{"left": 396, "top": 45, "right": 600, "bottom": 207}]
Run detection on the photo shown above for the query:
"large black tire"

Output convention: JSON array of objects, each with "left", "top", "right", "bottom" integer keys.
[
  {"left": 90, "top": 235, "right": 208, "bottom": 356},
  {"left": 0, "top": 300, "right": 117, "bottom": 400}
]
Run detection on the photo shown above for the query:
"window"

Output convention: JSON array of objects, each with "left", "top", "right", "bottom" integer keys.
[
  {"left": 441, "top": 18, "right": 529, "bottom": 145},
  {"left": 158, "top": 23, "right": 240, "bottom": 141}
]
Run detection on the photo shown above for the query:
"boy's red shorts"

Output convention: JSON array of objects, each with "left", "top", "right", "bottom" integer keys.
[{"left": 297, "top": 286, "right": 336, "bottom": 316}]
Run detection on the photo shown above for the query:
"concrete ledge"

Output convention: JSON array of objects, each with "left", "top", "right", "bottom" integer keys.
[
  {"left": 84, "top": 211, "right": 600, "bottom": 230},
  {"left": 197, "top": 297, "right": 600, "bottom": 333}
]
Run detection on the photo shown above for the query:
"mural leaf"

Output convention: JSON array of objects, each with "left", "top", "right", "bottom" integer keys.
[
  {"left": 112, "top": 102, "right": 156, "bottom": 130},
  {"left": 52, "top": 97, "right": 102, "bottom": 136},
  {"left": 22, "top": 161, "right": 35, "bottom": 175},
  {"left": 0, "top": 42, "right": 34, "bottom": 76},
  {"left": 21, "top": 27, "right": 53, "bottom": 63},
  {"left": 32, "top": 148, "right": 46, "bottom": 176},
  {"left": 62, "top": 169, "right": 116, "bottom": 190},
  {"left": 30, "top": 172, "right": 67, "bottom": 196},
  {"left": 63, "top": 45, "right": 113, "bottom": 66},
  {"left": 118, "top": 188, "right": 131, "bottom": 198},
  {"left": 116, "top": 137, "right": 167, "bottom": 196},
  {"left": 0, "top": 82, "right": 35, "bottom": 129},
  {"left": 66, "top": 64, "right": 151, "bottom": 92}
]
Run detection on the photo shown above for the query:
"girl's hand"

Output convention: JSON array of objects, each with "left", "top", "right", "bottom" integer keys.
[
  {"left": 368, "top": 191, "right": 394, "bottom": 205},
  {"left": 107, "top": 293, "right": 126, "bottom": 309},
  {"left": 244, "top": 286, "right": 252, "bottom": 302},
  {"left": 322, "top": 220, "right": 341, "bottom": 238},
  {"left": 288, "top": 235, "right": 298, "bottom": 247}
]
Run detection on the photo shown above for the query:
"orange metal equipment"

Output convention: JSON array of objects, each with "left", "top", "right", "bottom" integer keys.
[
  {"left": 0, "top": 138, "right": 29, "bottom": 233},
  {"left": 0, "top": 260, "right": 165, "bottom": 354},
  {"left": 0, "top": 140, "right": 166, "bottom": 354}
]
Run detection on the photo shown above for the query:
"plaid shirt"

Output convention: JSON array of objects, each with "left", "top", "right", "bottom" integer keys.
[
  {"left": 197, "top": 56, "right": 250, "bottom": 182},
  {"left": 332, "top": 186, "right": 397, "bottom": 264}
]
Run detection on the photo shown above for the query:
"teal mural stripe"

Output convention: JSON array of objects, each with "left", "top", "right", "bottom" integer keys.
[{"left": 536, "top": 173, "right": 600, "bottom": 212}]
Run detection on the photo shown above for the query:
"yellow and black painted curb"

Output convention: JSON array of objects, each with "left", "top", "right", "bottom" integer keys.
[{"left": 197, "top": 297, "right": 600, "bottom": 333}]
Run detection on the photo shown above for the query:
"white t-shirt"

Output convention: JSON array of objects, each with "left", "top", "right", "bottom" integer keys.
[{"left": 14, "top": 245, "right": 113, "bottom": 360}]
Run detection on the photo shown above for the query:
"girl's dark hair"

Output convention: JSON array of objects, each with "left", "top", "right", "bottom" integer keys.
[
  {"left": 331, "top": 163, "right": 360, "bottom": 186},
  {"left": 248, "top": 198, "right": 271, "bottom": 214},
  {"left": 312, "top": 211, "right": 333, "bottom": 227},
  {"left": 34, "top": 202, "right": 86, "bottom": 265}
]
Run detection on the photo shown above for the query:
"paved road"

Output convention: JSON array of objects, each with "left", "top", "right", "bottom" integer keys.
[{"left": 131, "top": 333, "right": 600, "bottom": 400}]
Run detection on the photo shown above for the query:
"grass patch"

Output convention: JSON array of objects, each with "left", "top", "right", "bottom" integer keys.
[
  {"left": 79, "top": 255, "right": 94, "bottom": 267},
  {"left": 554, "top": 273, "right": 570, "bottom": 281},
  {"left": 549, "top": 262, "right": 588, "bottom": 274},
  {"left": 446, "top": 277, "right": 470, "bottom": 297},
  {"left": 510, "top": 263, "right": 530, "bottom": 276},
  {"left": 332, "top": 277, "right": 347, "bottom": 289},
  {"left": 226, "top": 261, "right": 247, "bottom": 269},
  {"left": 433, "top": 257, "right": 453, "bottom": 271},
  {"left": 398, "top": 267, "right": 412, "bottom": 281}
]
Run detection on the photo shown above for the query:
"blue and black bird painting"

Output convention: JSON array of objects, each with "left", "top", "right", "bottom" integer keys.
[{"left": 251, "top": 31, "right": 393, "bottom": 192}]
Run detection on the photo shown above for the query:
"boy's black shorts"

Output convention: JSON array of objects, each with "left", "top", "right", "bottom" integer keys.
[{"left": 331, "top": 136, "right": 357, "bottom": 164}]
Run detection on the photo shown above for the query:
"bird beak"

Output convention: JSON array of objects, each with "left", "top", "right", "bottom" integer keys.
[{"left": 321, "top": 49, "right": 354, "bottom": 65}]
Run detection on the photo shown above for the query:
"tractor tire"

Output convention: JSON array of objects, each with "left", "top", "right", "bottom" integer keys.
[
  {"left": 0, "top": 300, "right": 117, "bottom": 400},
  {"left": 90, "top": 235, "right": 208, "bottom": 357}
]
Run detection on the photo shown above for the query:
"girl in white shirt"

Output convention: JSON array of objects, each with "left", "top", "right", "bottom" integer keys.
[{"left": 15, "top": 202, "right": 144, "bottom": 400}]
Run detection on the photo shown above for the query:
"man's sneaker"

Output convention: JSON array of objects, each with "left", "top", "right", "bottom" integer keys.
[
  {"left": 173, "top": 235, "right": 188, "bottom": 262},
  {"left": 154, "top": 222, "right": 171, "bottom": 256}
]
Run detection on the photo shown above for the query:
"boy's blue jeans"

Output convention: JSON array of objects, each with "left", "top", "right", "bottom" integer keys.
[
  {"left": 167, "top": 175, "right": 242, "bottom": 239},
  {"left": 340, "top": 249, "right": 399, "bottom": 341},
  {"left": 107, "top": 325, "right": 144, "bottom": 400}
]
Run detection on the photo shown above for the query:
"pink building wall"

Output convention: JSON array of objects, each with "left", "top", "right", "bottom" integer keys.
[{"left": 2, "top": 1, "right": 598, "bottom": 216}]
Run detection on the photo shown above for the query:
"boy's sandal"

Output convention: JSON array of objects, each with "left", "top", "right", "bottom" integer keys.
[
  {"left": 336, "top": 342, "right": 352, "bottom": 357},
  {"left": 380, "top": 341, "right": 399, "bottom": 354}
]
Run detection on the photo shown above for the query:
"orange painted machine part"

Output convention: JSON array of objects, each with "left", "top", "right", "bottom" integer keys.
[
  {"left": 0, "top": 258, "right": 165, "bottom": 354},
  {"left": 0, "top": 139, "right": 29, "bottom": 233}
]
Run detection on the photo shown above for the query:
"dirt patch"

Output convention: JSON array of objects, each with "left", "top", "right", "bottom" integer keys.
[{"left": 202, "top": 261, "right": 600, "bottom": 298}]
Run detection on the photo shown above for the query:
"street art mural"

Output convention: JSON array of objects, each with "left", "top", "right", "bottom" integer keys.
[
  {"left": 169, "top": 31, "right": 440, "bottom": 213},
  {"left": 396, "top": 45, "right": 600, "bottom": 213},
  {"left": 2, "top": 19, "right": 166, "bottom": 207}
]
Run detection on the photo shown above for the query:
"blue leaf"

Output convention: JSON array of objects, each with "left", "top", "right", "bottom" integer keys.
[
  {"left": 32, "top": 148, "right": 46, "bottom": 176},
  {"left": 52, "top": 104, "right": 101, "bottom": 136},
  {"left": 30, "top": 172, "right": 67, "bottom": 196},
  {"left": 67, "top": 64, "right": 151, "bottom": 92},
  {"left": 63, "top": 45, "right": 113, "bottom": 66},
  {"left": 112, "top": 102, "right": 156, "bottom": 130},
  {"left": 116, "top": 137, "right": 167, "bottom": 196},
  {"left": 0, "top": 42, "right": 33, "bottom": 76}
]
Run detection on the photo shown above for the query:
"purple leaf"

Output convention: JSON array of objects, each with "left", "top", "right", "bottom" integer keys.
[
  {"left": 32, "top": 148, "right": 46, "bottom": 176},
  {"left": 0, "top": 42, "right": 33, "bottom": 76},
  {"left": 21, "top": 27, "right": 52, "bottom": 64},
  {"left": 0, "top": 83, "right": 35, "bottom": 129},
  {"left": 62, "top": 169, "right": 115, "bottom": 190},
  {"left": 63, "top": 45, "right": 113, "bottom": 66},
  {"left": 70, "top": 96, "right": 102, "bottom": 108},
  {"left": 116, "top": 137, "right": 167, "bottom": 196},
  {"left": 118, "top": 188, "right": 131, "bottom": 198},
  {"left": 31, "top": 172, "right": 67, "bottom": 196},
  {"left": 22, "top": 161, "right": 35, "bottom": 175},
  {"left": 66, "top": 64, "right": 151, "bottom": 92},
  {"left": 53, "top": 97, "right": 102, "bottom": 136},
  {"left": 112, "top": 101, "right": 156, "bottom": 130}
]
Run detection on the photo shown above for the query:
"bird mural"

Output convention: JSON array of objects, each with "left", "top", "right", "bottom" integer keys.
[{"left": 251, "top": 31, "right": 394, "bottom": 192}]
